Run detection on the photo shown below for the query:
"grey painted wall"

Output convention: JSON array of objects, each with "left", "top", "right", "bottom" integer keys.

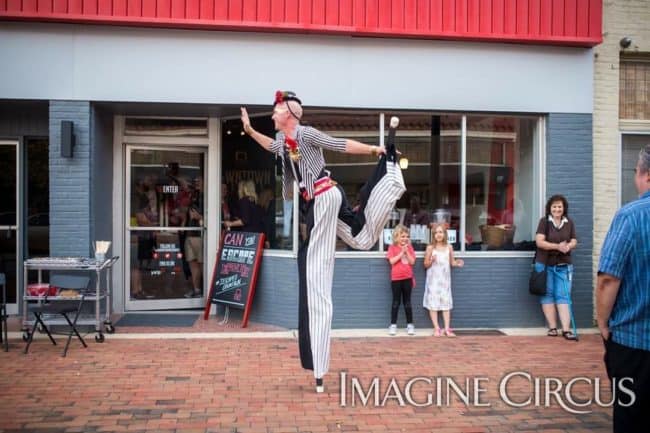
[
  {"left": 47, "top": 102, "right": 112, "bottom": 310},
  {"left": 48, "top": 102, "right": 115, "bottom": 257},
  {"left": 1, "top": 22, "right": 593, "bottom": 114},
  {"left": 49, "top": 100, "right": 92, "bottom": 257},
  {"left": 90, "top": 106, "right": 113, "bottom": 246},
  {"left": 247, "top": 255, "right": 544, "bottom": 329},
  {"left": 546, "top": 113, "right": 594, "bottom": 328},
  {"left": 245, "top": 113, "right": 594, "bottom": 329}
]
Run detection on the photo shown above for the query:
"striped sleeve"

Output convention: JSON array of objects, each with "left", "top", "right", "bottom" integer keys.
[
  {"left": 301, "top": 126, "right": 347, "bottom": 152},
  {"left": 598, "top": 210, "right": 633, "bottom": 280},
  {"left": 269, "top": 132, "right": 284, "bottom": 154}
]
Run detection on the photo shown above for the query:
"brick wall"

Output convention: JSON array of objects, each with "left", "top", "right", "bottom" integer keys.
[
  {"left": 593, "top": 0, "right": 650, "bottom": 308},
  {"left": 250, "top": 113, "right": 594, "bottom": 330},
  {"left": 49, "top": 100, "right": 92, "bottom": 257}
]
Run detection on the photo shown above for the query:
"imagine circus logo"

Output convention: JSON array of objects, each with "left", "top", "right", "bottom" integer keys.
[{"left": 339, "top": 372, "right": 635, "bottom": 414}]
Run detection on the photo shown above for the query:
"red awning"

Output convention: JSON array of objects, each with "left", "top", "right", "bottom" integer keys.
[{"left": 0, "top": 0, "right": 602, "bottom": 47}]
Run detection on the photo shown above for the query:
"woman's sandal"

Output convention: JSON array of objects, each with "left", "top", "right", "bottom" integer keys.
[
  {"left": 433, "top": 328, "right": 442, "bottom": 337},
  {"left": 444, "top": 328, "right": 457, "bottom": 337},
  {"left": 562, "top": 331, "right": 578, "bottom": 341},
  {"left": 547, "top": 328, "right": 559, "bottom": 337}
]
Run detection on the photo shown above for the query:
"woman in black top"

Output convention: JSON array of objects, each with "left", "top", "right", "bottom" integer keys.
[
  {"left": 224, "top": 180, "right": 265, "bottom": 233},
  {"left": 534, "top": 194, "right": 578, "bottom": 340}
]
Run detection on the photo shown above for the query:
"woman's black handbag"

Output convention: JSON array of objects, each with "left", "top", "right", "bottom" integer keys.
[
  {"left": 529, "top": 268, "right": 547, "bottom": 296},
  {"left": 529, "top": 220, "right": 549, "bottom": 296}
]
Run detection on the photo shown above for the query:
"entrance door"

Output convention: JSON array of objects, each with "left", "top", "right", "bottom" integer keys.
[
  {"left": 126, "top": 146, "right": 207, "bottom": 310},
  {"left": 0, "top": 141, "right": 18, "bottom": 314}
]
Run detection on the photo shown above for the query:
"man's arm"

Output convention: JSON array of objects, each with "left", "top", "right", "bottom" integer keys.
[
  {"left": 596, "top": 272, "right": 621, "bottom": 340},
  {"left": 345, "top": 139, "right": 386, "bottom": 156}
]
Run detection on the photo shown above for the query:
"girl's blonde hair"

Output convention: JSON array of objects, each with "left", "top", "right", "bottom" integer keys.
[
  {"left": 392, "top": 224, "right": 409, "bottom": 245},
  {"left": 430, "top": 223, "right": 448, "bottom": 246}
]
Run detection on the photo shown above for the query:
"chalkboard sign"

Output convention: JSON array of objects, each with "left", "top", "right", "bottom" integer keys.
[{"left": 204, "top": 231, "right": 265, "bottom": 327}]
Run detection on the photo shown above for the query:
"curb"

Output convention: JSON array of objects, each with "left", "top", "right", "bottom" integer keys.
[{"left": 6, "top": 327, "right": 599, "bottom": 340}]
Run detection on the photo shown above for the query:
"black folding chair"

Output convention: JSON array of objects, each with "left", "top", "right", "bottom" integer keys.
[
  {"left": 24, "top": 275, "right": 90, "bottom": 357},
  {"left": 0, "top": 273, "right": 8, "bottom": 352}
]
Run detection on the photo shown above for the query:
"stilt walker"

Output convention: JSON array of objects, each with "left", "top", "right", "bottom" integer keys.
[{"left": 241, "top": 91, "right": 406, "bottom": 392}]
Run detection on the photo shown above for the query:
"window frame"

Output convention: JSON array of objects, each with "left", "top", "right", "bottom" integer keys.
[
  {"left": 618, "top": 124, "right": 650, "bottom": 206},
  {"left": 261, "top": 111, "right": 545, "bottom": 259}
]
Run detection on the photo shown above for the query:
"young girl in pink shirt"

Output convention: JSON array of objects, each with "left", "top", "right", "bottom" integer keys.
[{"left": 386, "top": 224, "right": 416, "bottom": 335}]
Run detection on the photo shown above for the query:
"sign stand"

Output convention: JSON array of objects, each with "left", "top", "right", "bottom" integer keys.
[
  {"left": 204, "top": 231, "right": 265, "bottom": 328},
  {"left": 219, "top": 306, "right": 230, "bottom": 325}
]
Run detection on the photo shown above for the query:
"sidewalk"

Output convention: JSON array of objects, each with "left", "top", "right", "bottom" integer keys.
[{"left": 0, "top": 314, "right": 612, "bottom": 433}]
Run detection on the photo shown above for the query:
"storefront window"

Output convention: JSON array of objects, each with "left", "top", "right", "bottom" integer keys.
[
  {"left": 465, "top": 116, "right": 538, "bottom": 251},
  {"left": 233, "top": 111, "right": 541, "bottom": 254},
  {"left": 621, "top": 134, "right": 649, "bottom": 205},
  {"left": 222, "top": 116, "right": 292, "bottom": 251},
  {"left": 313, "top": 112, "right": 382, "bottom": 251},
  {"left": 391, "top": 114, "right": 462, "bottom": 251}
]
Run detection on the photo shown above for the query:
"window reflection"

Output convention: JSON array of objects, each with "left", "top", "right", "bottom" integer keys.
[
  {"left": 621, "top": 134, "right": 648, "bottom": 205},
  {"left": 130, "top": 230, "right": 202, "bottom": 300},
  {"left": 128, "top": 149, "right": 206, "bottom": 300},
  {"left": 392, "top": 115, "right": 462, "bottom": 251},
  {"left": 466, "top": 116, "right": 537, "bottom": 251},
  {"left": 227, "top": 112, "right": 540, "bottom": 253},
  {"left": 222, "top": 117, "right": 293, "bottom": 251},
  {"left": 129, "top": 152, "right": 203, "bottom": 229}
]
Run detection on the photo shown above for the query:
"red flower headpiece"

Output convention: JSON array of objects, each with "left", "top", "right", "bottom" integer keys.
[
  {"left": 274, "top": 90, "right": 302, "bottom": 106},
  {"left": 274, "top": 90, "right": 284, "bottom": 105}
]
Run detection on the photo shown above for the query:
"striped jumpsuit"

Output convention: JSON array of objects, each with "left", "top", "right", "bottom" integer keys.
[{"left": 270, "top": 125, "right": 406, "bottom": 379}]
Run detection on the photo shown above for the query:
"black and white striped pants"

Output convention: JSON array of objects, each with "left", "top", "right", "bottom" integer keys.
[{"left": 298, "top": 161, "right": 406, "bottom": 378}]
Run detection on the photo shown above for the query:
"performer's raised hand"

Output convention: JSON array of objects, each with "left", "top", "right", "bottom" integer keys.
[
  {"left": 240, "top": 107, "right": 274, "bottom": 151},
  {"left": 240, "top": 107, "right": 251, "bottom": 132}
]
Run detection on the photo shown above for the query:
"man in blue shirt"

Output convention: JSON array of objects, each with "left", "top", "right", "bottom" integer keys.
[{"left": 597, "top": 145, "right": 650, "bottom": 433}]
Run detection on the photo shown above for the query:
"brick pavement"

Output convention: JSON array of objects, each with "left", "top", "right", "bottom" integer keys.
[{"left": 0, "top": 332, "right": 613, "bottom": 433}]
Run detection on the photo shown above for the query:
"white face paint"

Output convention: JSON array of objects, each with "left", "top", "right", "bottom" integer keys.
[{"left": 272, "top": 105, "right": 289, "bottom": 131}]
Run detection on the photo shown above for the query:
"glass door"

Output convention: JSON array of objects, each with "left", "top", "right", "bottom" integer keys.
[
  {"left": 126, "top": 146, "right": 207, "bottom": 310},
  {"left": 0, "top": 141, "right": 18, "bottom": 314}
]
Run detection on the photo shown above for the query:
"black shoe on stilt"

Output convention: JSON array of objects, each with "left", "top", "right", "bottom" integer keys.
[{"left": 316, "top": 378, "right": 324, "bottom": 393}]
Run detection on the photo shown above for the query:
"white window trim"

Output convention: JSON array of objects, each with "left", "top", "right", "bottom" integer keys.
[
  {"left": 112, "top": 116, "right": 221, "bottom": 313},
  {"left": 618, "top": 128, "right": 650, "bottom": 206},
  {"left": 0, "top": 139, "right": 21, "bottom": 314}
]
